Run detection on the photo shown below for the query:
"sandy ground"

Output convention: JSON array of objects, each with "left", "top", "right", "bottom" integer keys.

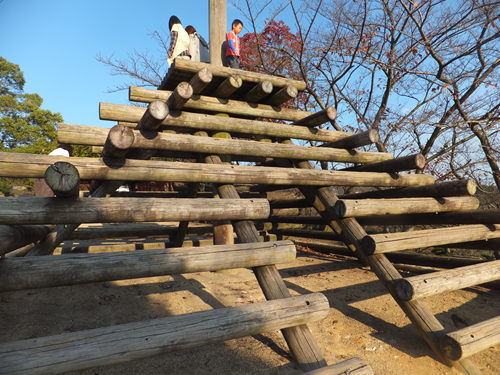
[{"left": 1, "top": 247, "right": 500, "bottom": 374}]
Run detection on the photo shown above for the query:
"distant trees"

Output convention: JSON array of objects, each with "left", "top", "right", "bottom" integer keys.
[{"left": 0, "top": 57, "right": 63, "bottom": 154}]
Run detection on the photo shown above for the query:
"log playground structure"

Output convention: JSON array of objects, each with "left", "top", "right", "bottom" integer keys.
[{"left": 1, "top": 57, "right": 500, "bottom": 374}]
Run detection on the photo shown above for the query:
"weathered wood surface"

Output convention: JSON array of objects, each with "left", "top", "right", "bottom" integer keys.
[
  {"left": 0, "top": 198, "right": 270, "bottom": 225},
  {"left": 0, "top": 293, "right": 329, "bottom": 375},
  {"left": 278, "top": 140, "right": 480, "bottom": 374},
  {"left": 209, "top": 0, "right": 226, "bottom": 66},
  {"left": 189, "top": 68, "right": 213, "bottom": 94},
  {"left": 0, "top": 224, "right": 55, "bottom": 256},
  {"left": 165, "top": 81, "right": 193, "bottom": 110},
  {"left": 264, "top": 85, "right": 298, "bottom": 106},
  {"left": 0, "top": 240, "right": 296, "bottom": 292},
  {"left": 212, "top": 75, "right": 242, "bottom": 98},
  {"left": 362, "top": 224, "right": 500, "bottom": 255},
  {"left": 334, "top": 196, "right": 480, "bottom": 218},
  {"left": 241, "top": 80, "right": 273, "bottom": 102},
  {"left": 321, "top": 129, "right": 380, "bottom": 149},
  {"left": 58, "top": 124, "right": 394, "bottom": 164},
  {"left": 44, "top": 161, "right": 80, "bottom": 198},
  {"left": 342, "top": 154, "right": 426, "bottom": 172},
  {"left": 130, "top": 86, "right": 311, "bottom": 121},
  {"left": 339, "top": 180, "right": 477, "bottom": 199},
  {"left": 393, "top": 259, "right": 500, "bottom": 301},
  {"left": 301, "top": 357, "right": 374, "bottom": 375},
  {"left": 99, "top": 102, "right": 354, "bottom": 142},
  {"left": 293, "top": 107, "right": 337, "bottom": 127},
  {"left": 0, "top": 152, "right": 435, "bottom": 188},
  {"left": 101, "top": 124, "right": 135, "bottom": 159},
  {"left": 439, "top": 316, "right": 500, "bottom": 361},
  {"left": 136, "top": 100, "right": 169, "bottom": 131}
]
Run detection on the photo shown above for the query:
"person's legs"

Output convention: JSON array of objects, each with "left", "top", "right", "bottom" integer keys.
[{"left": 226, "top": 55, "right": 240, "bottom": 69}]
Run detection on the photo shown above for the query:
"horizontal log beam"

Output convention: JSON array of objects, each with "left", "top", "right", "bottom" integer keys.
[
  {"left": 439, "top": 316, "right": 500, "bottom": 361},
  {"left": 321, "top": 129, "right": 380, "bottom": 149},
  {"left": 0, "top": 224, "right": 55, "bottom": 256},
  {"left": 0, "top": 293, "right": 329, "bottom": 375},
  {"left": 0, "top": 197, "right": 270, "bottom": 225},
  {"left": 0, "top": 152, "right": 435, "bottom": 188},
  {"left": 362, "top": 224, "right": 500, "bottom": 255},
  {"left": 334, "top": 196, "right": 480, "bottom": 218},
  {"left": 393, "top": 259, "right": 500, "bottom": 301},
  {"left": 99, "top": 102, "right": 353, "bottom": 142},
  {"left": 292, "top": 107, "right": 337, "bottom": 127},
  {"left": 342, "top": 154, "right": 426, "bottom": 172},
  {"left": 0, "top": 240, "right": 296, "bottom": 292},
  {"left": 130, "top": 85, "right": 309, "bottom": 121},
  {"left": 58, "top": 124, "right": 394, "bottom": 164},
  {"left": 339, "top": 180, "right": 477, "bottom": 199}
]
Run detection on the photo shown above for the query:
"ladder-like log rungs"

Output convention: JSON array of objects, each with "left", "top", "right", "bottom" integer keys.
[
  {"left": 0, "top": 197, "right": 270, "bottom": 225},
  {"left": 0, "top": 293, "right": 329, "bottom": 375},
  {"left": 362, "top": 224, "right": 500, "bottom": 255},
  {"left": 439, "top": 315, "right": 500, "bottom": 361},
  {"left": 0, "top": 240, "right": 296, "bottom": 292},
  {"left": 334, "top": 196, "right": 479, "bottom": 218},
  {"left": 59, "top": 123, "right": 392, "bottom": 164},
  {"left": 0, "top": 152, "right": 434, "bottom": 188},
  {"left": 129, "top": 85, "right": 313, "bottom": 122},
  {"left": 393, "top": 259, "right": 500, "bottom": 301}
]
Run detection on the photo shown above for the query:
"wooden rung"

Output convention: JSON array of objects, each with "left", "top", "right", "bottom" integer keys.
[
  {"left": 0, "top": 197, "right": 270, "bottom": 225},
  {"left": 0, "top": 152, "right": 435, "bottom": 189},
  {"left": 0, "top": 240, "right": 296, "bottom": 292},
  {"left": 0, "top": 293, "right": 329, "bottom": 375},
  {"left": 301, "top": 357, "right": 374, "bottom": 374},
  {"left": 334, "top": 196, "right": 479, "bottom": 218},
  {"left": 439, "top": 315, "right": 500, "bottom": 361},
  {"left": 362, "top": 224, "right": 500, "bottom": 255},
  {"left": 393, "top": 259, "right": 500, "bottom": 301}
]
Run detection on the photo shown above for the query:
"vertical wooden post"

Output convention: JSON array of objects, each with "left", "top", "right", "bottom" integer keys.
[{"left": 209, "top": 0, "right": 227, "bottom": 66}]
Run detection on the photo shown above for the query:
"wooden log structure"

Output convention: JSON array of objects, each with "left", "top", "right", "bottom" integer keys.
[
  {"left": 44, "top": 161, "right": 80, "bottom": 198},
  {"left": 292, "top": 107, "right": 337, "bottom": 127},
  {"left": 362, "top": 224, "right": 500, "bottom": 255},
  {"left": 393, "top": 259, "right": 500, "bottom": 301},
  {"left": 301, "top": 357, "right": 374, "bottom": 375},
  {"left": 101, "top": 124, "right": 135, "bottom": 159},
  {"left": 188, "top": 67, "right": 213, "bottom": 94},
  {"left": 339, "top": 180, "right": 477, "bottom": 199},
  {"left": 333, "top": 196, "right": 480, "bottom": 218},
  {"left": 264, "top": 85, "right": 298, "bottom": 106},
  {"left": 342, "top": 153, "right": 426, "bottom": 172},
  {"left": 240, "top": 80, "right": 273, "bottom": 102},
  {"left": 320, "top": 129, "right": 380, "bottom": 149},
  {"left": 439, "top": 316, "right": 500, "bottom": 361},
  {"left": 0, "top": 152, "right": 435, "bottom": 188},
  {"left": 0, "top": 197, "right": 270, "bottom": 225},
  {"left": 165, "top": 81, "right": 193, "bottom": 110},
  {"left": 212, "top": 75, "right": 242, "bottom": 98},
  {"left": 135, "top": 100, "right": 169, "bottom": 131},
  {"left": 57, "top": 124, "right": 394, "bottom": 164},
  {"left": 129, "top": 85, "right": 311, "bottom": 121},
  {"left": 0, "top": 293, "right": 329, "bottom": 375},
  {"left": 99, "top": 102, "right": 355, "bottom": 143},
  {"left": 0, "top": 240, "right": 296, "bottom": 292},
  {"left": 0, "top": 224, "right": 56, "bottom": 256}
]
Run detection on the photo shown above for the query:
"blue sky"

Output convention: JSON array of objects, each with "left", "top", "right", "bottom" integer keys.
[{"left": 0, "top": 0, "right": 245, "bottom": 129}]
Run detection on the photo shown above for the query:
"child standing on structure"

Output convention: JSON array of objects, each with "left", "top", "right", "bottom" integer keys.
[
  {"left": 226, "top": 19, "right": 243, "bottom": 69},
  {"left": 167, "top": 16, "right": 191, "bottom": 66}
]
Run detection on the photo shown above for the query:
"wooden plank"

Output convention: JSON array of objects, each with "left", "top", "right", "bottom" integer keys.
[
  {"left": 334, "top": 196, "right": 480, "bottom": 218},
  {"left": 0, "top": 152, "right": 435, "bottom": 188},
  {"left": 0, "top": 198, "right": 270, "bottom": 225},
  {"left": 0, "top": 293, "right": 329, "bottom": 375},
  {"left": 301, "top": 357, "right": 373, "bottom": 374},
  {"left": 0, "top": 240, "right": 296, "bottom": 292},
  {"left": 363, "top": 224, "right": 500, "bottom": 255},
  {"left": 393, "top": 259, "right": 500, "bottom": 301},
  {"left": 440, "top": 316, "right": 500, "bottom": 361}
]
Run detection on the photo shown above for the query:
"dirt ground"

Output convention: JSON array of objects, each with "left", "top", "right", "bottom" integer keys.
[{"left": 1, "top": 242, "right": 500, "bottom": 374}]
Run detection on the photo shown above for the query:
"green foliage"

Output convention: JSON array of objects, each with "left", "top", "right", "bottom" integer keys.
[
  {"left": 72, "top": 144, "right": 97, "bottom": 158},
  {"left": 0, "top": 57, "right": 63, "bottom": 153}
]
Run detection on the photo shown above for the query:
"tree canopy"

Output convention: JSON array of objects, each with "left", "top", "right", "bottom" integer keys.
[{"left": 0, "top": 57, "right": 63, "bottom": 154}]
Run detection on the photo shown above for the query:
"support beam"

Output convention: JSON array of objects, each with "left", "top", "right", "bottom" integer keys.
[
  {"left": 0, "top": 240, "right": 296, "bottom": 292},
  {"left": 264, "top": 85, "right": 298, "bottom": 106},
  {"left": 44, "top": 161, "right": 80, "bottom": 198},
  {"left": 439, "top": 316, "right": 500, "bottom": 361},
  {"left": 188, "top": 67, "right": 213, "bottom": 94},
  {"left": 320, "top": 129, "right": 380, "bottom": 149},
  {"left": 0, "top": 224, "right": 56, "bottom": 256},
  {"left": 135, "top": 100, "right": 169, "bottom": 131},
  {"left": 240, "top": 80, "right": 273, "bottom": 102},
  {"left": 342, "top": 154, "right": 426, "bottom": 172},
  {"left": 0, "top": 293, "right": 329, "bottom": 375},
  {"left": 292, "top": 107, "right": 337, "bottom": 127},
  {"left": 362, "top": 224, "right": 500, "bottom": 255},
  {"left": 101, "top": 124, "right": 135, "bottom": 159},
  {"left": 165, "top": 81, "right": 193, "bottom": 110},
  {"left": 302, "top": 357, "right": 374, "bottom": 375},
  {"left": 0, "top": 198, "right": 270, "bottom": 225},
  {"left": 393, "top": 259, "right": 500, "bottom": 301},
  {"left": 212, "top": 75, "right": 242, "bottom": 98}
]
